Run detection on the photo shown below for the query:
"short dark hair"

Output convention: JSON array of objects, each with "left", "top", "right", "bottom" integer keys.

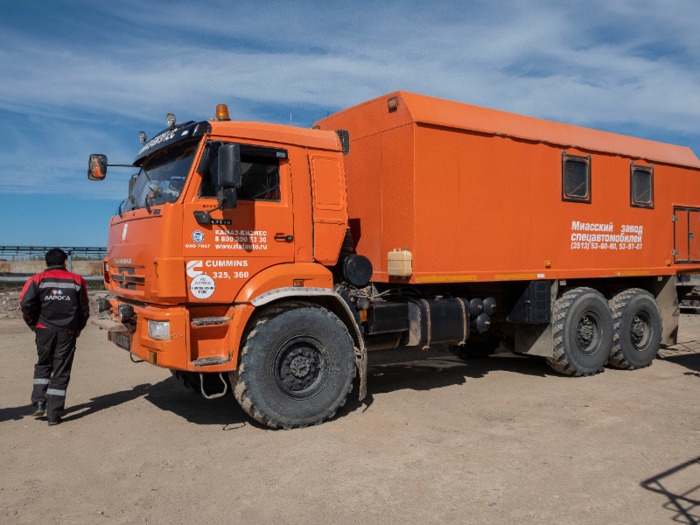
[{"left": 45, "top": 248, "right": 68, "bottom": 267}]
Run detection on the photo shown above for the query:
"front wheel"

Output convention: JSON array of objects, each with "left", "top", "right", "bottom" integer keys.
[{"left": 230, "top": 303, "right": 356, "bottom": 429}]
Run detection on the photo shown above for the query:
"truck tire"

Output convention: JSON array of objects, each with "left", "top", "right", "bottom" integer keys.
[
  {"left": 230, "top": 304, "right": 356, "bottom": 429},
  {"left": 608, "top": 289, "right": 662, "bottom": 370},
  {"left": 448, "top": 331, "right": 501, "bottom": 359},
  {"left": 545, "top": 287, "right": 613, "bottom": 376},
  {"left": 170, "top": 370, "right": 229, "bottom": 395}
]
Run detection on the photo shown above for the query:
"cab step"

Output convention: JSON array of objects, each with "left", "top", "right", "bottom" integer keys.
[
  {"left": 191, "top": 317, "right": 232, "bottom": 327},
  {"left": 193, "top": 356, "right": 232, "bottom": 367}
]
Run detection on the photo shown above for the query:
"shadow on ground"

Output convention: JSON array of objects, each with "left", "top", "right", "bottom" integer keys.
[
  {"left": 142, "top": 377, "right": 255, "bottom": 429},
  {"left": 1, "top": 348, "right": 555, "bottom": 427},
  {"left": 144, "top": 343, "right": 700, "bottom": 429},
  {"left": 641, "top": 456, "right": 700, "bottom": 524},
  {"left": 0, "top": 383, "right": 155, "bottom": 423},
  {"left": 340, "top": 346, "right": 552, "bottom": 418},
  {"left": 660, "top": 351, "right": 700, "bottom": 375},
  {"left": 0, "top": 404, "right": 34, "bottom": 423},
  {"left": 0, "top": 383, "right": 150, "bottom": 423}
]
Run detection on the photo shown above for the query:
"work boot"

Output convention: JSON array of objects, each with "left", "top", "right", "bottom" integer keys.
[
  {"left": 47, "top": 417, "right": 61, "bottom": 426},
  {"left": 32, "top": 402, "right": 46, "bottom": 418}
]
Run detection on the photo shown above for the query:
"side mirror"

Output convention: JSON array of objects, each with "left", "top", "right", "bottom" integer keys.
[
  {"left": 88, "top": 154, "right": 107, "bottom": 180},
  {"left": 217, "top": 188, "right": 238, "bottom": 210},
  {"left": 218, "top": 143, "right": 242, "bottom": 189}
]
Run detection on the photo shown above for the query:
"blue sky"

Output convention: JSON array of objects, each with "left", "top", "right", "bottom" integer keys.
[{"left": 1, "top": 0, "right": 699, "bottom": 247}]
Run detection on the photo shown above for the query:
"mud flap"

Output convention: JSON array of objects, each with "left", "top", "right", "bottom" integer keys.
[{"left": 354, "top": 345, "right": 367, "bottom": 401}]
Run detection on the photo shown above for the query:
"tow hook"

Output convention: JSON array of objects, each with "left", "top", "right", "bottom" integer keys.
[{"left": 200, "top": 373, "right": 228, "bottom": 399}]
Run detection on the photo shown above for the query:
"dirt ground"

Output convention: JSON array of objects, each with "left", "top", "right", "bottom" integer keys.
[{"left": 1, "top": 315, "right": 699, "bottom": 525}]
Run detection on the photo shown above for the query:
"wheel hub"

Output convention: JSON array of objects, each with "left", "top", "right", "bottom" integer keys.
[
  {"left": 275, "top": 341, "right": 325, "bottom": 395},
  {"left": 290, "top": 355, "right": 311, "bottom": 378},
  {"left": 576, "top": 314, "right": 600, "bottom": 354},
  {"left": 630, "top": 313, "right": 650, "bottom": 350}
]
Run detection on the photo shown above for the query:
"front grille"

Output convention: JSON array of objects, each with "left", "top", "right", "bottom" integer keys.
[{"left": 111, "top": 267, "right": 145, "bottom": 290}]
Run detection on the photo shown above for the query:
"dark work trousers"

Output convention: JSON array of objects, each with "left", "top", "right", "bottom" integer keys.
[{"left": 31, "top": 328, "right": 77, "bottom": 419}]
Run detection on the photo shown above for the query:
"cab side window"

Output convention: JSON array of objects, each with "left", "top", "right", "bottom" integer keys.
[{"left": 199, "top": 144, "right": 282, "bottom": 201}]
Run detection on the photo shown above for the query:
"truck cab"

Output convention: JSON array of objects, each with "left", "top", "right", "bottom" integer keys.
[{"left": 93, "top": 110, "right": 363, "bottom": 423}]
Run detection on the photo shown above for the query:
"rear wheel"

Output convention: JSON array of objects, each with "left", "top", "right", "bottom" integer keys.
[
  {"left": 546, "top": 287, "right": 613, "bottom": 376},
  {"left": 230, "top": 304, "right": 356, "bottom": 429},
  {"left": 448, "top": 331, "right": 501, "bottom": 359},
  {"left": 608, "top": 289, "right": 662, "bottom": 369}
]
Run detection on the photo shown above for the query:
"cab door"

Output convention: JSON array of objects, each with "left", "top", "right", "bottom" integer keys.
[{"left": 182, "top": 141, "right": 294, "bottom": 303}]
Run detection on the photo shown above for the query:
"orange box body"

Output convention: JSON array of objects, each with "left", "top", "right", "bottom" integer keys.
[{"left": 315, "top": 91, "right": 700, "bottom": 282}]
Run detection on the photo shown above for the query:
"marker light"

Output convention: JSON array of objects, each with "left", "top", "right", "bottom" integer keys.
[
  {"left": 166, "top": 113, "right": 176, "bottom": 129},
  {"left": 216, "top": 104, "right": 230, "bottom": 121},
  {"left": 139, "top": 131, "right": 147, "bottom": 144}
]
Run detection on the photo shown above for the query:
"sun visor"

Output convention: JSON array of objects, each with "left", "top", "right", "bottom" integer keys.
[{"left": 134, "top": 121, "right": 211, "bottom": 165}]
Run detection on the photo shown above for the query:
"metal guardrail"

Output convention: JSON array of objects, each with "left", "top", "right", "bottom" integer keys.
[
  {"left": 0, "top": 276, "right": 104, "bottom": 283},
  {"left": 0, "top": 246, "right": 107, "bottom": 272},
  {"left": 0, "top": 246, "right": 107, "bottom": 257}
]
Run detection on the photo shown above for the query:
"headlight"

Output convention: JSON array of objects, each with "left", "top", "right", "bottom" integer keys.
[{"left": 148, "top": 320, "right": 170, "bottom": 341}]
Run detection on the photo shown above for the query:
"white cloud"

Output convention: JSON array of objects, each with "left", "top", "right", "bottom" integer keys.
[{"left": 0, "top": 0, "right": 699, "bottom": 198}]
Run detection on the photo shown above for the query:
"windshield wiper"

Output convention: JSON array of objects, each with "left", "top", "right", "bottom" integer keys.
[{"left": 128, "top": 195, "right": 139, "bottom": 210}]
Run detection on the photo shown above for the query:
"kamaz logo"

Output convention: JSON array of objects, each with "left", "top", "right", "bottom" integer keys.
[{"left": 115, "top": 259, "right": 132, "bottom": 264}]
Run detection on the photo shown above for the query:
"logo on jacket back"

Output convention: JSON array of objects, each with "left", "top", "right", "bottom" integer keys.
[{"left": 45, "top": 289, "right": 70, "bottom": 301}]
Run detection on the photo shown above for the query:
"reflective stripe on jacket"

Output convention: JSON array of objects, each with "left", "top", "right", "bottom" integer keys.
[{"left": 19, "top": 266, "right": 90, "bottom": 333}]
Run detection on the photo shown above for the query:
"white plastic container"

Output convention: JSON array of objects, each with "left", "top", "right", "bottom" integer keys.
[{"left": 387, "top": 249, "right": 413, "bottom": 277}]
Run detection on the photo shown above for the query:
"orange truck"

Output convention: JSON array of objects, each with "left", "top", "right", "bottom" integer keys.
[{"left": 88, "top": 92, "right": 700, "bottom": 429}]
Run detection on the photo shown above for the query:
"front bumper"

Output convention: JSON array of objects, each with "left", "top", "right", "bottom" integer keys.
[{"left": 94, "top": 299, "right": 254, "bottom": 372}]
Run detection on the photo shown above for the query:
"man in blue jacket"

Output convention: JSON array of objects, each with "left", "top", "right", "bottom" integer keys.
[{"left": 19, "top": 248, "right": 90, "bottom": 426}]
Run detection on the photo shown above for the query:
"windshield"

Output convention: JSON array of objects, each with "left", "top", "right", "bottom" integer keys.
[{"left": 125, "top": 138, "right": 200, "bottom": 211}]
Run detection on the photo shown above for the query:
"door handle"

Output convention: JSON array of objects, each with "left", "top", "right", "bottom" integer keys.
[{"left": 274, "top": 235, "right": 293, "bottom": 242}]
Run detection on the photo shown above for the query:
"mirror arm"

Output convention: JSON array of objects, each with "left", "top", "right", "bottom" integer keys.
[{"left": 194, "top": 206, "right": 223, "bottom": 225}]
